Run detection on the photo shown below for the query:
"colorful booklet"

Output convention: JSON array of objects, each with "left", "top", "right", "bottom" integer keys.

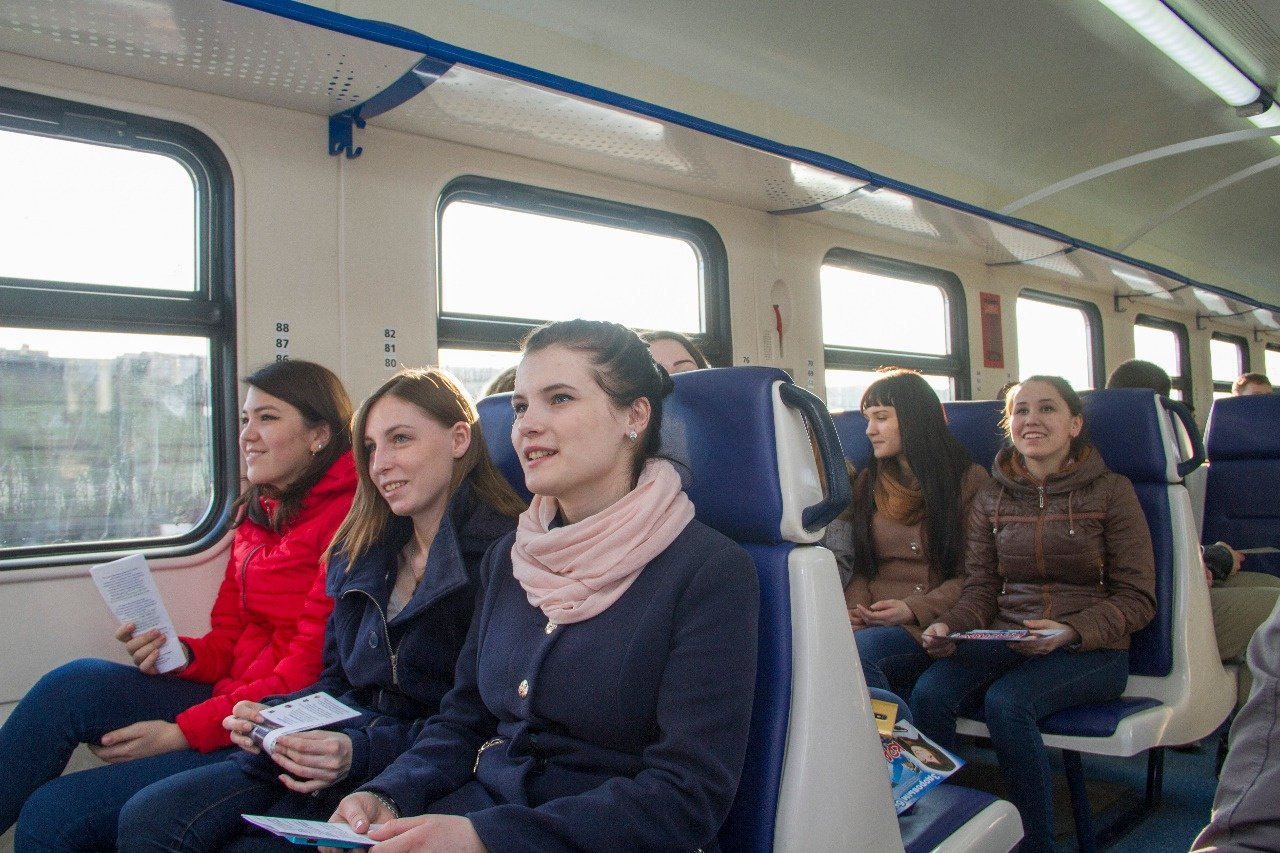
[
  {"left": 240, "top": 815, "right": 380, "bottom": 848},
  {"left": 881, "top": 719, "right": 964, "bottom": 815},
  {"left": 948, "top": 628, "right": 1065, "bottom": 641}
]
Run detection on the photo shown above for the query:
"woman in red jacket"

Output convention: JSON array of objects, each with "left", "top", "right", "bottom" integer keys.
[{"left": 0, "top": 359, "right": 357, "bottom": 852}]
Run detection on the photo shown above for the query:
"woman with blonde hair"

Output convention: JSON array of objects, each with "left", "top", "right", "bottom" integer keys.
[{"left": 119, "top": 368, "right": 524, "bottom": 851}]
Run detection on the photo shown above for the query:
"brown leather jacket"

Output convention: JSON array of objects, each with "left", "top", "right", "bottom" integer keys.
[
  {"left": 940, "top": 446, "right": 1156, "bottom": 652},
  {"left": 828, "top": 463, "right": 989, "bottom": 641}
]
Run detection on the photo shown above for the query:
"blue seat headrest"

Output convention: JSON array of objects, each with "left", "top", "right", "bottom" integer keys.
[
  {"left": 940, "top": 400, "right": 1005, "bottom": 471},
  {"left": 1081, "top": 389, "right": 1171, "bottom": 485},
  {"left": 1206, "top": 394, "right": 1280, "bottom": 461}
]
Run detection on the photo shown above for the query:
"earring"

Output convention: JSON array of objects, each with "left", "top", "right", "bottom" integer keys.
[
  {"left": 312, "top": 443, "right": 325, "bottom": 455},
  {"left": 627, "top": 430, "right": 638, "bottom": 441}
]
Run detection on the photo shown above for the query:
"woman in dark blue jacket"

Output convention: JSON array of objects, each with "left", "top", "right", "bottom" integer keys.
[
  {"left": 325, "top": 320, "right": 760, "bottom": 853},
  {"left": 117, "top": 368, "right": 524, "bottom": 852}
]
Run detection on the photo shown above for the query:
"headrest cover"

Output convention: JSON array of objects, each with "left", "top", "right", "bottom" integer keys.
[
  {"left": 1081, "top": 389, "right": 1175, "bottom": 485},
  {"left": 1206, "top": 394, "right": 1280, "bottom": 461},
  {"left": 940, "top": 400, "right": 1006, "bottom": 471}
]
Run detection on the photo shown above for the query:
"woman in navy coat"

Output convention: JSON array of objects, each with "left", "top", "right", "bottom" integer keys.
[
  {"left": 117, "top": 368, "right": 524, "bottom": 851},
  {"left": 326, "top": 320, "right": 760, "bottom": 852}
]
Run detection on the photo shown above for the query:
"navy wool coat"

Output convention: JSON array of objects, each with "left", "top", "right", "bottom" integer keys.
[
  {"left": 237, "top": 481, "right": 516, "bottom": 784},
  {"left": 364, "top": 517, "right": 760, "bottom": 852}
]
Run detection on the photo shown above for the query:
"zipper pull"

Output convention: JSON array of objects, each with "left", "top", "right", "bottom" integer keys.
[{"left": 1038, "top": 486, "right": 1045, "bottom": 510}]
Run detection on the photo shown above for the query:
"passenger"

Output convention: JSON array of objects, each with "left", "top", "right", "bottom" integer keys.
[
  {"left": 0, "top": 359, "right": 358, "bottom": 850},
  {"left": 1106, "top": 358, "right": 1172, "bottom": 397},
  {"left": 823, "top": 369, "right": 989, "bottom": 696},
  {"left": 1191, "top": 596, "right": 1280, "bottom": 852},
  {"left": 116, "top": 368, "right": 525, "bottom": 851},
  {"left": 1107, "top": 360, "right": 1280, "bottom": 709},
  {"left": 910, "top": 376, "right": 1156, "bottom": 853},
  {"left": 321, "top": 319, "right": 759, "bottom": 851},
  {"left": 1231, "top": 372, "right": 1272, "bottom": 396},
  {"left": 481, "top": 364, "right": 517, "bottom": 396},
  {"left": 642, "top": 328, "right": 709, "bottom": 373}
]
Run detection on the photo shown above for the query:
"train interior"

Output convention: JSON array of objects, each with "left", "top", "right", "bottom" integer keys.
[{"left": 3, "top": 0, "right": 1280, "bottom": 849}]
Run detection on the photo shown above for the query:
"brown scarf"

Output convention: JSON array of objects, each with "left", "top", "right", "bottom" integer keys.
[{"left": 872, "top": 461, "right": 924, "bottom": 527}]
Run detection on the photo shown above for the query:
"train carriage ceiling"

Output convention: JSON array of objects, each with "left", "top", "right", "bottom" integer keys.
[{"left": 2, "top": 0, "right": 1278, "bottom": 319}]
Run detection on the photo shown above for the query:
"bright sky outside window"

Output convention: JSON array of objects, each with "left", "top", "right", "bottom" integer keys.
[{"left": 1015, "top": 296, "right": 1094, "bottom": 390}]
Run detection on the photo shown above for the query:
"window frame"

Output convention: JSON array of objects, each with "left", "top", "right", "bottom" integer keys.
[
  {"left": 0, "top": 87, "right": 237, "bottom": 567},
  {"left": 1134, "top": 314, "right": 1192, "bottom": 401},
  {"left": 821, "top": 248, "right": 970, "bottom": 398},
  {"left": 1015, "top": 289, "right": 1104, "bottom": 390},
  {"left": 435, "top": 175, "right": 730, "bottom": 365},
  {"left": 1210, "top": 332, "right": 1251, "bottom": 396}
]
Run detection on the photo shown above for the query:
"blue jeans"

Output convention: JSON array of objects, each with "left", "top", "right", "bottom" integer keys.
[
  {"left": 855, "top": 625, "right": 932, "bottom": 696},
  {"left": 0, "top": 658, "right": 232, "bottom": 851},
  {"left": 908, "top": 642, "right": 1128, "bottom": 853},
  {"left": 118, "top": 754, "right": 355, "bottom": 852}
]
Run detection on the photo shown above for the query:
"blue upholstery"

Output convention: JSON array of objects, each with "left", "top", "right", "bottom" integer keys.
[
  {"left": 1081, "top": 389, "right": 1174, "bottom": 680},
  {"left": 1203, "top": 393, "right": 1280, "bottom": 577},
  {"left": 474, "top": 392, "right": 532, "bottom": 503},
  {"left": 941, "top": 400, "right": 1006, "bottom": 471},
  {"left": 831, "top": 399, "right": 1006, "bottom": 473},
  {"left": 900, "top": 786, "right": 1006, "bottom": 853}
]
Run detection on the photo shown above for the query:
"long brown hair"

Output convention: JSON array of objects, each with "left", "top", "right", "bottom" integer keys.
[
  {"left": 328, "top": 367, "right": 525, "bottom": 565},
  {"left": 233, "top": 360, "right": 353, "bottom": 532}
]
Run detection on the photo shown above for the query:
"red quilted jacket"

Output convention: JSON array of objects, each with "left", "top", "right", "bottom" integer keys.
[{"left": 174, "top": 451, "right": 356, "bottom": 751}]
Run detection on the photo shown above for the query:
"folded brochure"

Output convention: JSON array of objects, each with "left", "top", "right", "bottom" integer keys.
[
  {"left": 241, "top": 815, "right": 381, "bottom": 848},
  {"left": 250, "top": 691, "right": 360, "bottom": 754},
  {"left": 948, "top": 628, "right": 1066, "bottom": 641}
]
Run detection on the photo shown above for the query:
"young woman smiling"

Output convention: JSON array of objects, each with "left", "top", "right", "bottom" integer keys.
[
  {"left": 117, "top": 368, "right": 525, "bottom": 852},
  {"left": 911, "top": 376, "right": 1156, "bottom": 853},
  {"left": 1, "top": 360, "right": 358, "bottom": 851},
  {"left": 824, "top": 370, "right": 988, "bottom": 697},
  {"left": 322, "top": 319, "right": 760, "bottom": 853}
]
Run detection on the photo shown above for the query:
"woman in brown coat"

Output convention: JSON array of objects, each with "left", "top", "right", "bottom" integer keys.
[
  {"left": 912, "top": 376, "right": 1156, "bottom": 853},
  {"left": 825, "top": 370, "right": 988, "bottom": 697}
]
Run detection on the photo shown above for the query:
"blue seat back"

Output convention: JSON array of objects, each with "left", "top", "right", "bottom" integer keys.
[
  {"left": 484, "top": 367, "right": 852, "bottom": 851},
  {"left": 1203, "top": 394, "right": 1280, "bottom": 577},
  {"left": 1079, "top": 389, "right": 1178, "bottom": 678},
  {"left": 830, "top": 399, "right": 1005, "bottom": 472}
]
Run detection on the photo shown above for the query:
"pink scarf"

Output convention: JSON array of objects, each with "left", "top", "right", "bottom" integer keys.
[{"left": 511, "top": 458, "right": 695, "bottom": 624}]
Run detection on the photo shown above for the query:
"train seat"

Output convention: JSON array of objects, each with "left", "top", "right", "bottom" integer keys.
[
  {"left": 951, "top": 389, "right": 1231, "bottom": 849},
  {"left": 830, "top": 399, "right": 1005, "bottom": 473},
  {"left": 503, "top": 366, "right": 1016, "bottom": 852},
  {"left": 1202, "top": 393, "right": 1280, "bottom": 577}
]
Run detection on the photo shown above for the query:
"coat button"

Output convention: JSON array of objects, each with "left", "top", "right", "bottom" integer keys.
[
  {"left": 914, "top": 585, "right": 924, "bottom": 592},
  {"left": 518, "top": 679, "right": 529, "bottom": 698},
  {"left": 545, "top": 621, "right": 557, "bottom": 634},
  {"left": 909, "top": 541, "right": 919, "bottom": 552},
  {"left": 368, "top": 629, "right": 379, "bottom": 648}
]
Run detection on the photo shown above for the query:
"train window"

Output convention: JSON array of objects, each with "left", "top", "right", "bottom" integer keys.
[
  {"left": 1015, "top": 291, "right": 1103, "bottom": 390},
  {"left": 1134, "top": 315, "right": 1191, "bottom": 402},
  {"left": 821, "top": 248, "right": 968, "bottom": 410},
  {"left": 437, "top": 176, "right": 729, "bottom": 373},
  {"left": 438, "top": 348, "right": 521, "bottom": 402},
  {"left": 1267, "top": 345, "right": 1280, "bottom": 382},
  {"left": 1210, "top": 333, "right": 1250, "bottom": 399},
  {"left": 0, "top": 89, "right": 234, "bottom": 563}
]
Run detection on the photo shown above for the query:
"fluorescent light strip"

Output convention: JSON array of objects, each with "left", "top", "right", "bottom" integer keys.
[{"left": 1097, "top": 0, "right": 1260, "bottom": 106}]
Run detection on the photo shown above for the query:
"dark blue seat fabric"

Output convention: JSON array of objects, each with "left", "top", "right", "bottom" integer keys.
[
  {"left": 1081, "top": 389, "right": 1174, "bottom": 681},
  {"left": 474, "top": 392, "right": 532, "bottom": 503},
  {"left": 941, "top": 400, "right": 1006, "bottom": 471},
  {"left": 831, "top": 399, "right": 1005, "bottom": 473},
  {"left": 1203, "top": 393, "right": 1280, "bottom": 577},
  {"left": 900, "top": 785, "right": 1005, "bottom": 853}
]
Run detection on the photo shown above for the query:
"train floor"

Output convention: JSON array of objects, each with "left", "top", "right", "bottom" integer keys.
[{"left": 952, "top": 723, "right": 1226, "bottom": 852}]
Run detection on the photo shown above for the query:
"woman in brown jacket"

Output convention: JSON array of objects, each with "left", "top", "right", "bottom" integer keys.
[
  {"left": 912, "top": 376, "right": 1156, "bottom": 853},
  {"left": 825, "top": 370, "right": 988, "bottom": 697}
]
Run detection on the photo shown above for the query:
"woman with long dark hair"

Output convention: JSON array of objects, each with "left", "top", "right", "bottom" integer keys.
[
  {"left": 825, "top": 369, "right": 988, "bottom": 697},
  {"left": 322, "top": 320, "right": 759, "bottom": 852},
  {"left": 913, "top": 376, "right": 1156, "bottom": 853},
  {"left": 2, "top": 359, "right": 358, "bottom": 850}
]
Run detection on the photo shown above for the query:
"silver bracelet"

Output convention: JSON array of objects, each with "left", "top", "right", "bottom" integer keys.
[{"left": 362, "top": 790, "right": 400, "bottom": 819}]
